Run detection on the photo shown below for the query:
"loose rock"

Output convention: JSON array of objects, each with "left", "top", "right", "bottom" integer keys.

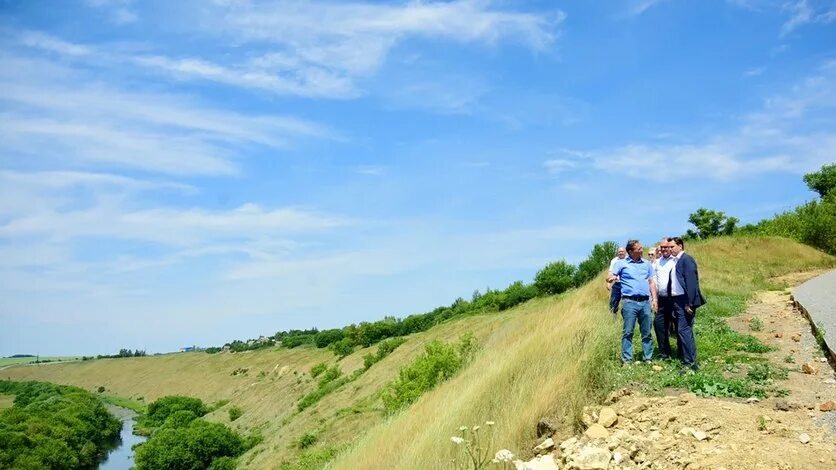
[
  {"left": 532, "top": 437, "right": 555, "bottom": 453},
  {"left": 820, "top": 401, "right": 836, "bottom": 412},
  {"left": 569, "top": 445, "right": 611, "bottom": 470},
  {"left": 678, "top": 393, "right": 696, "bottom": 405},
  {"left": 515, "top": 454, "right": 559, "bottom": 470},
  {"left": 585, "top": 423, "right": 609, "bottom": 440},
  {"left": 598, "top": 407, "right": 618, "bottom": 428},
  {"left": 799, "top": 433, "right": 810, "bottom": 444},
  {"left": 802, "top": 363, "right": 818, "bottom": 375}
]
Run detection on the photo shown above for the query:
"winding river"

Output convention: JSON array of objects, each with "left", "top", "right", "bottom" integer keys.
[{"left": 98, "top": 405, "right": 147, "bottom": 470}]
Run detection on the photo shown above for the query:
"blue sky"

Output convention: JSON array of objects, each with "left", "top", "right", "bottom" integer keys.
[{"left": 1, "top": 0, "right": 834, "bottom": 356}]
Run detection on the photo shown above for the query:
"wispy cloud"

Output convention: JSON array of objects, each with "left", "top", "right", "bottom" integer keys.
[
  {"left": 0, "top": 53, "right": 334, "bottom": 176},
  {"left": 625, "top": 0, "right": 669, "bottom": 17},
  {"left": 85, "top": 0, "right": 138, "bottom": 25},
  {"left": 744, "top": 66, "right": 766, "bottom": 77},
  {"left": 781, "top": 0, "right": 836, "bottom": 36},
  {"left": 548, "top": 58, "right": 836, "bottom": 181},
  {"left": 146, "top": 0, "right": 563, "bottom": 98}
]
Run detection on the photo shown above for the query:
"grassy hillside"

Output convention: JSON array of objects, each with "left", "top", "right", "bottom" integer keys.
[{"left": 4, "top": 236, "right": 834, "bottom": 469}]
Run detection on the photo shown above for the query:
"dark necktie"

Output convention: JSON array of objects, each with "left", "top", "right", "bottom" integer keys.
[{"left": 667, "top": 268, "right": 673, "bottom": 297}]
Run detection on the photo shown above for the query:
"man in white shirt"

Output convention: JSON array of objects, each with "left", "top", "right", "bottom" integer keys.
[
  {"left": 653, "top": 238, "right": 683, "bottom": 359},
  {"left": 607, "top": 247, "right": 627, "bottom": 313}
]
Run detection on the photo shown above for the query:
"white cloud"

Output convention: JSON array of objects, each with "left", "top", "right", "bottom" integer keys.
[
  {"left": 153, "top": 0, "right": 562, "bottom": 98},
  {"left": 551, "top": 58, "right": 836, "bottom": 181},
  {"left": 744, "top": 66, "right": 766, "bottom": 77},
  {"left": 625, "top": 0, "right": 669, "bottom": 17},
  {"left": 780, "top": 0, "right": 836, "bottom": 36},
  {"left": 0, "top": 53, "right": 335, "bottom": 175}
]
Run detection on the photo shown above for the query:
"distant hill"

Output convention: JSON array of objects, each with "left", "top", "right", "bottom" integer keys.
[{"left": 5, "top": 236, "right": 834, "bottom": 469}]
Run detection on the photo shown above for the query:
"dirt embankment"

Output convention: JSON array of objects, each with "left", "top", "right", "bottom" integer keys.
[{"left": 519, "top": 285, "right": 836, "bottom": 469}]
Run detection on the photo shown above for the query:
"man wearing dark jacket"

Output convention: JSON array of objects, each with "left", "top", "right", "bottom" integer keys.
[{"left": 671, "top": 237, "right": 705, "bottom": 372}]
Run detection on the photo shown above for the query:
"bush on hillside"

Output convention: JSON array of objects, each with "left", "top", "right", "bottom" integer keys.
[
  {"left": 310, "top": 362, "right": 327, "bottom": 377},
  {"left": 803, "top": 163, "right": 836, "bottom": 197},
  {"left": 685, "top": 208, "right": 739, "bottom": 240},
  {"left": 575, "top": 241, "right": 618, "bottom": 286},
  {"left": 381, "top": 333, "right": 477, "bottom": 414},
  {"left": 746, "top": 193, "right": 836, "bottom": 255},
  {"left": 228, "top": 406, "right": 243, "bottom": 422},
  {"left": 140, "top": 395, "right": 208, "bottom": 429},
  {"left": 500, "top": 281, "right": 538, "bottom": 310},
  {"left": 133, "top": 419, "right": 244, "bottom": 470},
  {"left": 534, "top": 260, "right": 576, "bottom": 296},
  {"left": 330, "top": 338, "right": 355, "bottom": 358},
  {"left": 363, "top": 337, "right": 406, "bottom": 370}
]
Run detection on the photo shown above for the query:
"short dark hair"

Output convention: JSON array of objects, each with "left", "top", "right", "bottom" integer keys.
[
  {"left": 626, "top": 239, "right": 640, "bottom": 252},
  {"left": 671, "top": 236, "right": 684, "bottom": 248}
]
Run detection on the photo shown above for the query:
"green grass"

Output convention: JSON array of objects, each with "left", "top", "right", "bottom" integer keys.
[
  {"left": 100, "top": 393, "right": 147, "bottom": 413},
  {"left": 0, "top": 356, "right": 82, "bottom": 367},
  {"left": 611, "top": 236, "right": 834, "bottom": 400}
]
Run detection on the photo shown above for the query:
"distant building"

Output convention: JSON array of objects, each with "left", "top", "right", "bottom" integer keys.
[{"left": 180, "top": 346, "right": 195, "bottom": 352}]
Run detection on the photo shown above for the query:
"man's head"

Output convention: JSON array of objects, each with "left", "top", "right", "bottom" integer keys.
[
  {"left": 625, "top": 239, "right": 643, "bottom": 261},
  {"left": 660, "top": 238, "right": 675, "bottom": 258},
  {"left": 669, "top": 237, "right": 685, "bottom": 256},
  {"left": 617, "top": 247, "right": 627, "bottom": 259}
]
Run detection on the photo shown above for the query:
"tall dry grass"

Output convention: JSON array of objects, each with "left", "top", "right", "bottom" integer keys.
[
  {"left": 332, "top": 236, "right": 834, "bottom": 469},
  {"left": 332, "top": 280, "right": 618, "bottom": 469}
]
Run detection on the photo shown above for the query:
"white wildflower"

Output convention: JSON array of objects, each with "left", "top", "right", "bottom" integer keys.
[
  {"left": 451, "top": 436, "right": 464, "bottom": 445},
  {"left": 459, "top": 426, "right": 468, "bottom": 431},
  {"left": 485, "top": 421, "right": 495, "bottom": 426},
  {"left": 494, "top": 449, "right": 514, "bottom": 462},
  {"left": 472, "top": 425, "right": 480, "bottom": 432}
]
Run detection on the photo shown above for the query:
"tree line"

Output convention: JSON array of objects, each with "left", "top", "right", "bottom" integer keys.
[
  {"left": 682, "top": 163, "right": 835, "bottom": 255},
  {"left": 207, "top": 240, "right": 619, "bottom": 358}
]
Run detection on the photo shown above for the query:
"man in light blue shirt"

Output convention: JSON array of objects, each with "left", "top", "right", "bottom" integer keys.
[{"left": 607, "top": 239, "right": 658, "bottom": 364}]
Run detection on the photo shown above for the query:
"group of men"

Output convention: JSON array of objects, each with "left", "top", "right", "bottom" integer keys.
[{"left": 606, "top": 237, "right": 705, "bottom": 374}]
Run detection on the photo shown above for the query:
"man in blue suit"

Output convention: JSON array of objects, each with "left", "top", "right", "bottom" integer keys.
[{"left": 670, "top": 236, "right": 706, "bottom": 372}]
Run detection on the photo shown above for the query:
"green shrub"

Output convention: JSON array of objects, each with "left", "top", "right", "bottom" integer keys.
[
  {"left": 296, "top": 432, "right": 318, "bottom": 449},
  {"left": 534, "top": 260, "right": 576, "bottom": 296},
  {"left": 318, "top": 365, "right": 342, "bottom": 388},
  {"left": 309, "top": 362, "right": 327, "bottom": 377},
  {"left": 330, "top": 338, "right": 355, "bottom": 358},
  {"left": 139, "top": 395, "right": 208, "bottom": 429},
  {"left": 381, "top": 334, "right": 477, "bottom": 414},
  {"left": 749, "top": 317, "right": 763, "bottom": 332},
  {"left": 500, "top": 281, "right": 538, "bottom": 310},
  {"left": 208, "top": 456, "right": 238, "bottom": 470},
  {"left": 363, "top": 337, "right": 406, "bottom": 369},
  {"left": 134, "top": 419, "right": 244, "bottom": 470},
  {"left": 575, "top": 241, "right": 618, "bottom": 286},
  {"left": 228, "top": 406, "right": 243, "bottom": 422}
]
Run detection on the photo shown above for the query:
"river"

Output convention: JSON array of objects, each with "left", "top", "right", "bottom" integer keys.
[{"left": 98, "top": 405, "right": 147, "bottom": 470}]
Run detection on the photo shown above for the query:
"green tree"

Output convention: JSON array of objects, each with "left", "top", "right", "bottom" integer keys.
[
  {"left": 685, "top": 208, "right": 739, "bottom": 239},
  {"left": 534, "top": 260, "right": 577, "bottom": 296},
  {"left": 803, "top": 163, "right": 836, "bottom": 197},
  {"left": 575, "top": 241, "right": 619, "bottom": 286}
]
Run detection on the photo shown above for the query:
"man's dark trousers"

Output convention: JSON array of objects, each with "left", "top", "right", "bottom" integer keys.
[
  {"left": 610, "top": 282, "right": 622, "bottom": 313},
  {"left": 654, "top": 296, "right": 675, "bottom": 359},
  {"left": 672, "top": 295, "right": 697, "bottom": 367}
]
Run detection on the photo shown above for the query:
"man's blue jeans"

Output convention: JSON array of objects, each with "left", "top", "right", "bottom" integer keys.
[
  {"left": 621, "top": 299, "right": 653, "bottom": 363},
  {"left": 609, "top": 282, "right": 622, "bottom": 313}
]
